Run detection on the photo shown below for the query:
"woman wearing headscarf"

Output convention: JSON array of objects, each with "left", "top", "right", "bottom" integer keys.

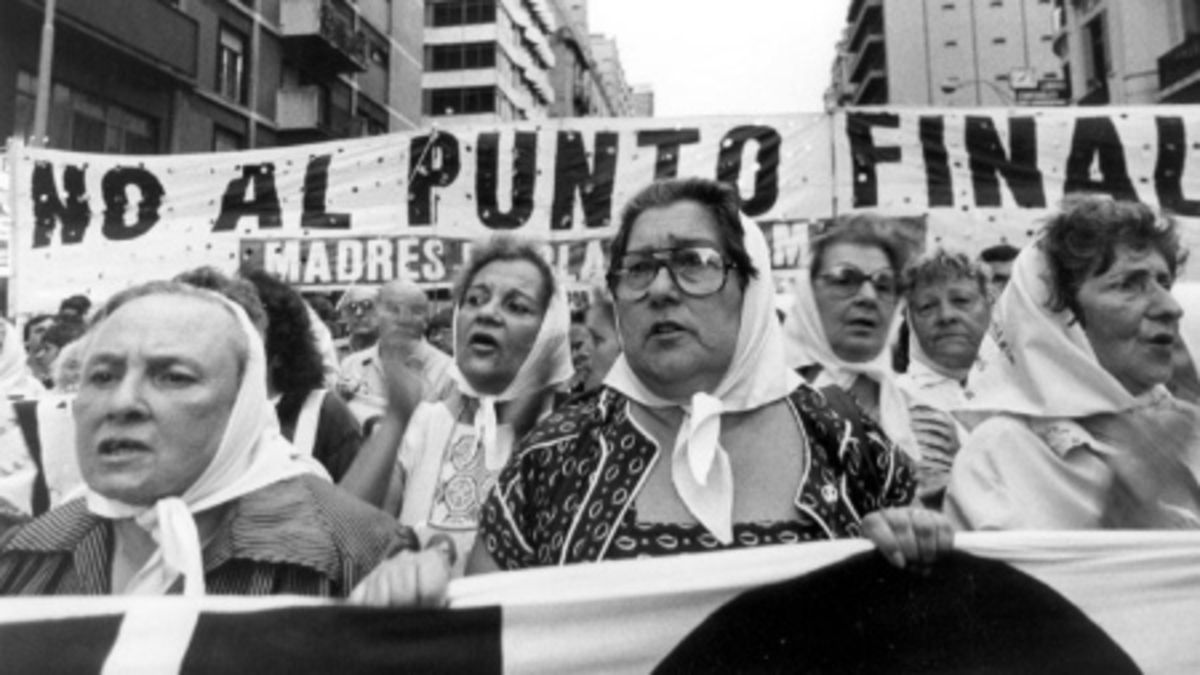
[
  {"left": 895, "top": 249, "right": 993, "bottom": 507},
  {"left": 783, "top": 214, "right": 962, "bottom": 503},
  {"left": 945, "top": 196, "right": 1200, "bottom": 530},
  {"left": 452, "top": 178, "right": 951, "bottom": 573},
  {"left": 0, "top": 281, "right": 416, "bottom": 596},
  {"left": 341, "top": 236, "right": 573, "bottom": 576}
]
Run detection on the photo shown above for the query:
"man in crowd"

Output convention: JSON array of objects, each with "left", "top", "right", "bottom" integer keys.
[
  {"left": 979, "top": 243, "right": 1019, "bottom": 299},
  {"left": 338, "top": 281, "right": 455, "bottom": 427},
  {"left": 336, "top": 286, "right": 381, "bottom": 360}
]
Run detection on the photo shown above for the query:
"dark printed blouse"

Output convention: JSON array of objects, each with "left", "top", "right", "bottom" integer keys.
[{"left": 479, "top": 385, "right": 917, "bottom": 569}]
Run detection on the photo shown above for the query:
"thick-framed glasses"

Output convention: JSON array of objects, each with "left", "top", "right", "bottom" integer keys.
[
  {"left": 609, "top": 246, "right": 734, "bottom": 300},
  {"left": 816, "top": 266, "right": 900, "bottom": 299},
  {"left": 342, "top": 299, "right": 375, "bottom": 315}
]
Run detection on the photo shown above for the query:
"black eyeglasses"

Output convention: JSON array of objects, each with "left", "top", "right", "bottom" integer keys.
[
  {"left": 816, "top": 266, "right": 900, "bottom": 299},
  {"left": 342, "top": 299, "right": 375, "bottom": 315},
  {"left": 609, "top": 246, "right": 735, "bottom": 300}
]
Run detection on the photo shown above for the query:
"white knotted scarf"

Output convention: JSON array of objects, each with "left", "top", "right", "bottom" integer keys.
[
  {"left": 782, "top": 268, "right": 920, "bottom": 460},
  {"left": 448, "top": 272, "right": 573, "bottom": 471},
  {"left": 959, "top": 242, "right": 1173, "bottom": 425},
  {"left": 605, "top": 216, "right": 799, "bottom": 544},
  {"left": 84, "top": 294, "right": 314, "bottom": 596}
]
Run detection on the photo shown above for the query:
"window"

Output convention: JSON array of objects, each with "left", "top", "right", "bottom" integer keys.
[
  {"left": 427, "top": 42, "right": 497, "bottom": 71},
  {"left": 217, "top": 24, "right": 248, "bottom": 105},
  {"left": 15, "top": 71, "right": 159, "bottom": 153},
  {"left": 213, "top": 125, "right": 245, "bottom": 152},
  {"left": 993, "top": 37, "right": 1007, "bottom": 44},
  {"left": 1185, "top": 0, "right": 1200, "bottom": 35},
  {"left": 1083, "top": 15, "right": 1108, "bottom": 89},
  {"left": 428, "top": 0, "right": 497, "bottom": 27},
  {"left": 425, "top": 86, "right": 496, "bottom": 115},
  {"left": 945, "top": 39, "right": 958, "bottom": 47}
]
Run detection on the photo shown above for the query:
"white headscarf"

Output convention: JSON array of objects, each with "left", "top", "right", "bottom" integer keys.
[
  {"left": 1174, "top": 282, "right": 1200, "bottom": 377},
  {"left": 782, "top": 264, "right": 920, "bottom": 460},
  {"left": 448, "top": 264, "right": 573, "bottom": 471},
  {"left": 84, "top": 293, "right": 314, "bottom": 596},
  {"left": 0, "top": 320, "right": 44, "bottom": 399},
  {"left": 959, "top": 242, "right": 1169, "bottom": 425},
  {"left": 605, "top": 215, "right": 800, "bottom": 544}
]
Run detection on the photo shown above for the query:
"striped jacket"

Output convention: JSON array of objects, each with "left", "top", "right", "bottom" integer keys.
[{"left": 0, "top": 476, "right": 415, "bottom": 597}]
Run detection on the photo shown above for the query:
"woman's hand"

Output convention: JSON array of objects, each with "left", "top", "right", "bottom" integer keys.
[
  {"left": 1089, "top": 402, "right": 1200, "bottom": 529},
  {"left": 348, "top": 547, "right": 452, "bottom": 608},
  {"left": 909, "top": 405, "right": 961, "bottom": 507},
  {"left": 861, "top": 507, "right": 954, "bottom": 574}
]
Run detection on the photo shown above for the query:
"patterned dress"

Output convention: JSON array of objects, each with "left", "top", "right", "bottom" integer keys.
[{"left": 479, "top": 385, "right": 916, "bottom": 569}]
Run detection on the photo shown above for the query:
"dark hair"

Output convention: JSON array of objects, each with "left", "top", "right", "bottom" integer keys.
[
  {"left": 242, "top": 268, "right": 325, "bottom": 394},
  {"left": 90, "top": 280, "right": 250, "bottom": 377},
  {"left": 22, "top": 314, "right": 56, "bottom": 344},
  {"left": 174, "top": 266, "right": 268, "bottom": 337},
  {"left": 1041, "top": 195, "right": 1185, "bottom": 319},
  {"left": 607, "top": 177, "right": 758, "bottom": 289},
  {"left": 808, "top": 213, "right": 909, "bottom": 280},
  {"left": 41, "top": 319, "right": 86, "bottom": 350},
  {"left": 454, "top": 236, "right": 556, "bottom": 311},
  {"left": 59, "top": 294, "right": 91, "bottom": 316},
  {"left": 903, "top": 248, "right": 989, "bottom": 301},
  {"left": 979, "top": 243, "right": 1020, "bottom": 264},
  {"left": 305, "top": 293, "right": 337, "bottom": 326}
]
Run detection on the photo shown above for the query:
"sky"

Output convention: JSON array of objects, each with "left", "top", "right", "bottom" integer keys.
[{"left": 587, "top": 0, "right": 852, "bottom": 116}]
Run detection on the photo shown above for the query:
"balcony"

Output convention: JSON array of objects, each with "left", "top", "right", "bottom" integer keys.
[
  {"left": 22, "top": 0, "right": 197, "bottom": 79},
  {"left": 852, "top": 69, "right": 888, "bottom": 105},
  {"left": 276, "top": 86, "right": 352, "bottom": 140},
  {"left": 280, "top": 0, "right": 367, "bottom": 74},
  {"left": 849, "top": 36, "right": 885, "bottom": 84},
  {"left": 847, "top": 0, "right": 883, "bottom": 54},
  {"left": 1159, "top": 34, "right": 1200, "bottom": 101}
]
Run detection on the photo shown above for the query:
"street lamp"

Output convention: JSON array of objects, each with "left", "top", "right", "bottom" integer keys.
[{"left": 940, "top": 78, "right": 1016, "bottom": 106}]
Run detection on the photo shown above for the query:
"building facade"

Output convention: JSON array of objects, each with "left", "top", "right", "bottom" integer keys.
[
  {"left": 547, "top": 0, "right": 617, "bottom": 117},
  {"left": 0, "top": 0, "right": 423, "bottom": 154},
  {"left": 421, "top": 0, "right": 559, "bottom": 124},
  {"left": 589, "top": 34, "right": 633, "bottom": 116},
  {"left": 1053, "top": 0, "right": 1200, "bottom": 104},
  {"left": 831, "top": 0, "right": 1065, "bottom": 107},
  {"left": 630, "top": 84, "right": 654, "bottom": 117}
]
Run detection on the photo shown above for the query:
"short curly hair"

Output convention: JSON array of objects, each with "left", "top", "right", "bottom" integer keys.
[
  {"left": 1041, "top": 195, "right": 1185, "bottom": 320},
  {"left": 808, "top": 213, "right": 910, "bottom": 280},
  {"left": 607, "top": 177, "right": 757, "bottom": 290},
  {"left": 454, "top": 235, "right": 556, "bottom": 312},
  {"left": 903, "top": 248, "right": 989, "bottom": 301}
]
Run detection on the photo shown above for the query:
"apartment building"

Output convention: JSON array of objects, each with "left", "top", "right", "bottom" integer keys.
[
  {"left": 831, "top": 0, "right": 1065, "bottom": 107},
  {"left": 1054, "top": 0, "right": 1200, "bottom": 104},
  {"left": 0, "top": 0, "right": 423, "bottom": 153}
]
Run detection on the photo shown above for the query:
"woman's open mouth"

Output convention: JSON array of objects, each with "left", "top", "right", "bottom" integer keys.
[
  {"left": 648, "top": 321, "right": 687, "bottom": 339},
  {"left": 467, "top": 332, "right": 502, "bottom": 354},
  {"left": 97, "top": 438, "right": 151, "bottom": 458}
]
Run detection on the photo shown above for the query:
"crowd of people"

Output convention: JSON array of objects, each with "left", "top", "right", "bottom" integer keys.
[{"left": 0, "top": 177, "right": 1196, "bottom": 612}]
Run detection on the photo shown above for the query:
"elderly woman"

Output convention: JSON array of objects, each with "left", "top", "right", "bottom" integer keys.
[
  {"left": 896, "top": 249, "right": 992, "bottom": 506},
  {"left": 341, "top": 236, "right": 573, "bottom": 576},
  {"left": 946, "top": 196, "right": 1200, "bottom": 530},
  {"left": 440, "top": 178, "right": 946, "bottom": 576},
  {"left": 0, "top": 281, "right": 416, "bottom": 596},
  {"left": 783, "top": 215, "right": 964, "bottom": 504}
]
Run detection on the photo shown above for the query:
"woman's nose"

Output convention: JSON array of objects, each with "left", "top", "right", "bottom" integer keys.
[
  {"left": 106, "top": 375, "right": 149, "bottom": 420},
  {"left": 645, "top": 263, "right": 679, "bottom": 299},
  {"left": 1152, "top": 285, "right": 1184, "bottom": 322}
]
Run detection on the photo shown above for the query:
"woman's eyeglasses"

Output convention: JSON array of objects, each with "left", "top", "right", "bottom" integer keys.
[
  {"left": 609, "top": 246, "right": 734, "bottom": 300},
  {"left": 816, "top": 266, "right": 900, "bottom": 299}
]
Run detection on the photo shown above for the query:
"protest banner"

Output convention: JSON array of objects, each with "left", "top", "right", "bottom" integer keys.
[
  {"left": 2, "top": 533, "right": 1198, "bottom": 673},
  {"left": 9, "top": 106, "right": 1200, "bottom": 313}
]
